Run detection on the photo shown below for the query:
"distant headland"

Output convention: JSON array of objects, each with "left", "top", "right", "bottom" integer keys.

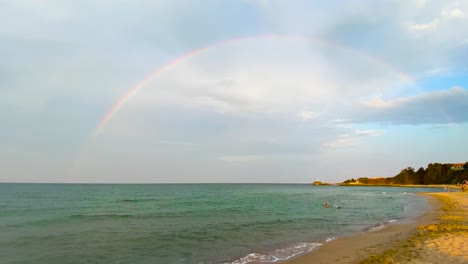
[
  {"left": 344, "top": 162, "right": 468, "bottom": 185},
  {"left": 315, "top": 162, "right": 468, "bottom": 187}
]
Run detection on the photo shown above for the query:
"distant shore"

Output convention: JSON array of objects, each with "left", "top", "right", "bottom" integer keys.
[
  {"left": 285, "top": 191, "right": 468, "bottom": 264},
  {"left": 328, "top": 183, "right": 461, "bottom": 190}
]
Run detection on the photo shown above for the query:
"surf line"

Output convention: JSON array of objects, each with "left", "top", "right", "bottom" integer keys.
[{"left": 71, "top": 33, "right": 417, "bottom": 176}]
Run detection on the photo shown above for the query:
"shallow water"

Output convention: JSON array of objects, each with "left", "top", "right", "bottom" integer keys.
[{"left": 0, "top": 184, "right": 442, "bottom": 263}]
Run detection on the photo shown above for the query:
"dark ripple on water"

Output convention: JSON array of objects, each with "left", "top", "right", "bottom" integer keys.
[{"left": 70, "top": 213, "right": 134, "bottom": 219}]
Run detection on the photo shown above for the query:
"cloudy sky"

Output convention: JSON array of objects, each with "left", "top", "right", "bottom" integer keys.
[{"left": 1, "top": 0, "right": 467, "bottom": 183}]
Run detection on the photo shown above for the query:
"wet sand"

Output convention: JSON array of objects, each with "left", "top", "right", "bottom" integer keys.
[{"left": 285, "top": 192, "right": 468, "bottom": 264}]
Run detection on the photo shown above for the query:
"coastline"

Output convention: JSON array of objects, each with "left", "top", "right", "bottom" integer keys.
[
  {"left": 336, "top": 183, "right": 461, "bottom": 189},
  {"left": 284, "top": 192, "right": 467, "bottom": 264}
]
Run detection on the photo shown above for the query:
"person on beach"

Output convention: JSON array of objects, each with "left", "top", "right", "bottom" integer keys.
[{"left": 462, "top": 180, "right": 468, "bottom": 191}]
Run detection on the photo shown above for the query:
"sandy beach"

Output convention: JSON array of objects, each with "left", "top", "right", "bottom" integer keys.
[{"left": 285, "top": 192, "right": 468, "bottom": 264}]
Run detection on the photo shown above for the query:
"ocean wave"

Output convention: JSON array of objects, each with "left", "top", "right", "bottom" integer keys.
[
  {"left": 69, "top": 213, "right": 134, "bottom": 219},
  {"left": 365, "top": 223, "right": 386, "bottom": 232},
  {"left": 116, "top": 198, "right": 160, "bottom": 203},
  {"left": 399, "top": 191, "right": 414, "bottom": 195},
  {"left": 363, "top": 219, "right": 398, "bottom": 232},
  {"left": 5, "top": 212, "right": 137, "bottom": 227},
  {"left": 226, "top": 242, "right": 322, "bottom": 264}
]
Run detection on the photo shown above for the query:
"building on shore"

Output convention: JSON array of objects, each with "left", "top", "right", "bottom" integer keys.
[{"left": 451, "top": 163, "right": 465, "bottom": 171}]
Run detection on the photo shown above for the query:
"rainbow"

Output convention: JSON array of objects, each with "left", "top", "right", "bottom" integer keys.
[
  {"left": 70, "top": 33, "right": 418, "bottom": 176},
  {"left": 91, "top": 34, "right": 414, "bottom": 140}
]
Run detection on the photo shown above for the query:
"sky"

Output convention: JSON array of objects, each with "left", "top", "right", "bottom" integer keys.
[{"left": 1, "top": 0, "right": 467, "bottom": 183}]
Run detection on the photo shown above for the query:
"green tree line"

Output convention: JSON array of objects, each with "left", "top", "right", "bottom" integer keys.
[{"left": 343, "top": 162, "right": 468, "bottom": 185}]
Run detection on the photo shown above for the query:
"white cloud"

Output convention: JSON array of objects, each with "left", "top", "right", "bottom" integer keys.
[
  {"left": 331, "top": 119, "right": 349, "bottom": 123},
  {"left": 130, "top": 37, "right": 409, "bottom": 118},
  {"left": 408, "top": 4, "right": 467, "bottom": 32},
  {"left": 355, "top": 129, "right": 385, "bottom": 137},
  {"left": 431, "top": 123, "right": 457, "bottom": 128},
  {"left": 362, "top": 97, "right": 395, "bottom": 108},
  {"left": 442, "top": 8, "right": 465, "bottom": 17},
  {"left": 419, "top": 67, "right": 451, "bottom": 78},
  {"left": 299, "top": 111, "right": 320, "bottom": 121},
  {"left": 321, "top": 128, "right": 384, "bottom": 149},
  {"left": 408, "top": 19, "right": 439, "bottom": 31},
  {"left": 2, "top": 0, "right": 468, "bottom": 183},
  {"left": 327, "top": 119, "right": 353, "bottom": 129},
  {"left": 322, "top": 134, "right": 358, "bottom": 149},
  {"left": 353, "top": 87, "right": 468, "bottom": 124},
  {"left": 412, "top": 0, "right": 428, "bottom": 8}
]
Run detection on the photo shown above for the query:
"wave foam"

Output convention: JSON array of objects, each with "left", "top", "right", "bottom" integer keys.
[
  {"left": 227, "top": 242, "right": 322, "bottom": 264},
  {"left": 364, "top": 219, "right": 398, "bottom": 232}
]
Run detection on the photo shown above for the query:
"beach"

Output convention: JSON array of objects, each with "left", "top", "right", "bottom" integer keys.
[{"left": 285, "top": 192, "right": 468, "bottom": 264}]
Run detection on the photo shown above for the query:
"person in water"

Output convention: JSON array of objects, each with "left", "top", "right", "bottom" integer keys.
[{"left": 324, "top": 203, "right": 342, "bottom": 209}]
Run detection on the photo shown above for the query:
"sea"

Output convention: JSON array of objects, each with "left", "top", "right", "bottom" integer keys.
[{"left": 0, "top": 184, "right": 444, "bottom": 264}]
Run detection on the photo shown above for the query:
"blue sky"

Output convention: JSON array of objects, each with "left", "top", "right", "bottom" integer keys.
[{"left": 1, "top": 0, "right": 467, "bottom": 183}]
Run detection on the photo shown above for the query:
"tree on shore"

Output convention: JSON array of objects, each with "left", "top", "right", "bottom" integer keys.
[{"left": 343, "top": 162, "right": 468, "bottom": 185}]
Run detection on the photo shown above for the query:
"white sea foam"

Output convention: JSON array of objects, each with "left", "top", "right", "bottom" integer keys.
[
  {"left": 368, "top": 223, "right": 386, "bottom": 231},
  {"left": 227, "top": 242, "right": 322, "bottom": 264},
  {"left": 401, "top": 192, "right": 414, "bottom": 195},
  {"left": 365, "top": 219, "right": 397, "bottom": 232}
]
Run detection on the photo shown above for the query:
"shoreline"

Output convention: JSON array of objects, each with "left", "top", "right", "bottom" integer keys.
[
  {"left": 336, "top": 183, "right": 460, "bottom": 189},
  {"left": 284, "top": 192, "right": 467, "bottom": 264}
]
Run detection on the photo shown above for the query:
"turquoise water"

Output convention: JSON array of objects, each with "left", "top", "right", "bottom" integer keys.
[{"left": 0, "top": 184, "right": 442, "bottom": 264}]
